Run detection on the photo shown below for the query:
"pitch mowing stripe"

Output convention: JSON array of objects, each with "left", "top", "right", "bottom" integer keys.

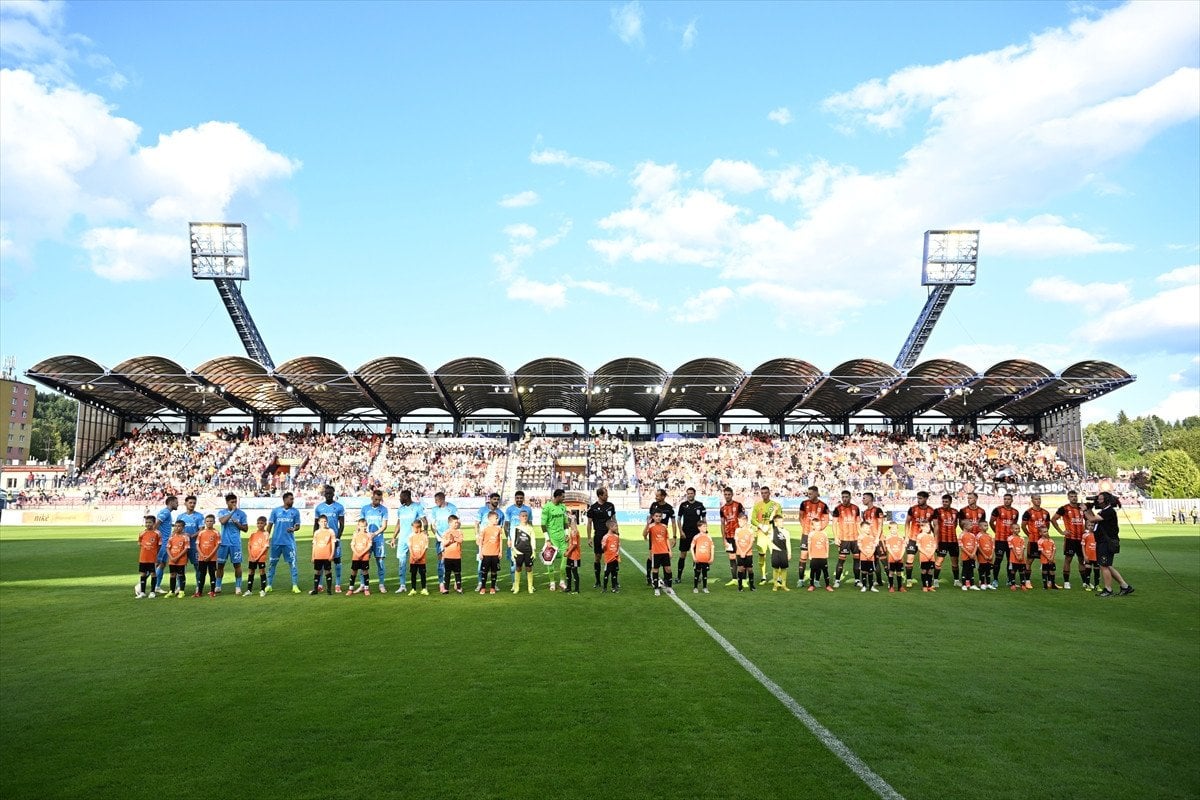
[{"left": 620, "top": 546, "right": 905, "bottom": 800}]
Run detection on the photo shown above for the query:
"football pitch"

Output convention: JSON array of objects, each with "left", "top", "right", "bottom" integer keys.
[{"left": 2, "top": 524, "right": 1198, "bottom": 800}]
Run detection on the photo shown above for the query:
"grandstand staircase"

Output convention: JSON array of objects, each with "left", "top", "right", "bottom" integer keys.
[{"left": 498, "top": 445, "right": 520, "bottom": 499}]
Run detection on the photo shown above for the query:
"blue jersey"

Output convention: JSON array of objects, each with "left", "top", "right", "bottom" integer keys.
[
  {"left": 314, "top": 500, "right": 346, "bottom": 537},
  {"left": 178, "top": 511, "right": 205, "bottom": 542},
  {"left": 360, "top": 503, "right": 388, "bottom": 538},
  {"left": 504, "top": 503, "right": 533, "bottom": 532},
  {"left": 395, "top": 502, "right": 424, "bottom": 540},
  {"left": 427, "top": 503, "right": 458, "bottom": 541},
  {"left": 477, "top": 504, "right": 505, "bottom": 530},
  {"left": 219, "top": 508, "right": 248, "bottom": 546},
  {"left": 268, "top": 506, "right": 302, "bottom": 546},
  {"left": 156, "top": 506, "right": 174, "bottom": 539}
]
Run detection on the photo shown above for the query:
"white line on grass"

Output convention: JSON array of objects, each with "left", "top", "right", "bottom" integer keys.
[{"left": 621, "top": 546, "right": 905, "bottom": 800}]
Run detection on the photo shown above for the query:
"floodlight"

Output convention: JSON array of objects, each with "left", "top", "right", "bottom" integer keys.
[
  {"left": 190, "top": 222, "right": 249, "bottom": 280},
  {"left": 921, "top": 230, "right": 978, "bottom": 286}
]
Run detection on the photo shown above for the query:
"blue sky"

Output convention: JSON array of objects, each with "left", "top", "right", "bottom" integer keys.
[{"left": 1, "top": 0, "right": 1197, "bottom": 422}]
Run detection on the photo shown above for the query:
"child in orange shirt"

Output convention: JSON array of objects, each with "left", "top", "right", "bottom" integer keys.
[
  {"left": 916, "top": 524, "right": 937, "bottom": 592},
  {"left": 166, "top": 521, "right": 190, "bottom": 598},
  {"left": 564, "top": 524, "right": 582, "bottom": 594},
  {"left": 136, "top": 515, "right": 160, "bottom": 599},
  {"left": 1039, "top": 535, "right": 1060, "bottom": 589},
  {"left": 310, "top": 515, "right": 335, "bottom": 595},
  {"left": 691, "top": 521, "right": 714, "bottom": 594},
  {"left": 441, "top": 516, "right": 464, "bottom": 594},
  {"left": 195, "top": 514, "right": 220, "bottom": 597},
  {"left": 477, "top": 511, "right": 504, "bottom": 595},
  {"left": 600, "top": 519, "right": 621, "bottom": 592},
  {"left": 245, "top": 517, "right": 269, "bottom": 597},
  {"left": 884, "top": 523, "right": 906, "bottom": 593},
  {"left": 1008, "top": 532, "right": 1030, "bottom": 591},
  {"left": 643, "top": 511, "right": 675, "bottom": 596},
  {"left": 975, "top": 529, "right": 995, "bottom": 590},
  {"left": 856, "top": 521, "right": 879, "bottom": 593},
  {"left": 347, "top": 520, "right": 373, "bottom": 596},
  {"left": 733, "top": 512, "right": 756, "bottom": 592},
  {"left": 407, "top": 520, "right": 430, "bottom": 595}
]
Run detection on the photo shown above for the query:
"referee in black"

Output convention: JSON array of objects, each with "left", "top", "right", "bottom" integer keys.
[
  {"left": 586, "top": 487, "right": 617, "bottom": 589},
  {"left": 677, "top": 487, "right": 707, "bottom": 579},
  {"left": 1084, "top": 491, "right": 1134, "bottom": 597},
  {"left": 647, "top": 489, "right": 677, "bottom": 586}
]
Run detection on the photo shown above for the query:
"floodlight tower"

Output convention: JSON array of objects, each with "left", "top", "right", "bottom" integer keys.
[
  {"left": 189, "top": 222, "right": 275, "bottom": 369},
  {"left": 893, "top": 230, "right": 980, "bottom": 371}
]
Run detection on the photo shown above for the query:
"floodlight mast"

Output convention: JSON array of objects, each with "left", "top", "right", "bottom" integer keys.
[
  {"left": 188, "top": 222, "right": 276, "bottom": 370},
  {"left": 893, "top": 230, "right": 979, "bottom": 371}
]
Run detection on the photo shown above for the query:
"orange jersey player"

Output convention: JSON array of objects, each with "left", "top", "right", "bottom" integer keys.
[
  {"left": 720, "top": 487, "right": 745, "bottom": 585},
  {"left": 564, "top": 526, "right": 583, "bottom": 594},
  {"left": 915, "top": 525, "right": 938, "bottom": 592},
  {"left": 165, "top": 522, "right": 190, "bottom": 597},
  {"left": 196, "top": 517, "right": 221, "bottom": 597},
  {"left": 347, "top": 520, "right": 373, "bottom": 595},
  {"left": 245, "top": 522, "right": 270, "bottom": 596},
  {"left": 1038, "top": 535, "right": 1060, "bottom": 589},
  {"left": 806, "top": 521, "right": 832, "bottom": 592},
  {"left": 1008, "top": 532, "right": 1031, "bottom": 590},
  {"left": 477, "top": 511, "right": 505, "bottom": 595},
  {"left": 990, "top": 493, "right": 1020, "bottom": 588},
  {"left": 904, "top": 491, "right": 936, "bottom": 586},
  {"left": 691, "top": 523, "right": 715, "bottom": 594},
  {"left": 1022, "top": 494, "right": 1052, "bottom": 564},
  {"left": 1052, "top": 490, "right": 1089, "bottom": 589},
  {"left": 441, "top": 516, "right": 464, "bottom": 594},
  {"left": 733, "top": 513, "right": 757, "bottom": 592},
  {"left": 1081, "top": 530, "right": 1099, "bottom": 591},
  {"left": 600, "top": 520, "right": 622, "bottom": 592},
  {"left": 136, "top": 515, "right": 161, "bottom": 598},
  {"left": 958, "top": 527, "right": 979, "bottom": 590},
  {"left": 309, "top": 517, "right": 335, "bottom": 595},
  {"left": 831, "top": 490, "right": 862, "bottom": 588},
  {"left": 644, "top": 512, "right": 675, "bottom": 595},
  {"left": 884, "top": 526, "right": 906, "bottom": 593},
  {"left": 407, "top": 521, "right": 430, "bottom": 595},
  {"left": 856, "top": 522, "right": 880, "bottom": 592},
  {"left": 797, "top": 486, "right": 830, "bottom": 587},
  {"left": 932, "top": 494, "right": 961, "bottom": 587},
  {"left": 975, "top": 529, "right": 996, "bottom": 590}
]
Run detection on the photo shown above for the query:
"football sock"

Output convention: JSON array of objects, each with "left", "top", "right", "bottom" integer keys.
[
  {"left": 334, "top": 560, "right": 342, "bottom": 586},
  {"left": 853, "top": 562, "right": 861, "bottom": 582},
  {"left": 677, "top": 556, "right": 686, "bottom": 576},
  {"left": 905, "top": 565, "right": 913, "bottom": 580},
  {"left": 835, "top": 561, "right": 844, "bottom": 581},
  {"left": 664, "top": 572, "right": 673, "bottom": 588},
  {"left": 934, "top": 567, "right": 941, "bottom": 580},
  {"left": 646, "top": 559, "right": 653, "bottom": 583},
  {"left": 527, "top": 572, "right": 534, "bottom": 591},
  {"left": 594, "top": 562, "right": 601, "bottom": 585},
  {"left": 154, "top": 565, "right": 164, "bottom": 590},
  {"left": 952, "top": 564, "right": 960, "bottom": 580}
]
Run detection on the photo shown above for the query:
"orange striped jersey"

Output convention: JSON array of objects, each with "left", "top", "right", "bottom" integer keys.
[
  {"left": 566, "top": 530, "right": 582, "bottom": 561},
  {"left": 990, "top": 506, "right": 1019, "bottom": 538},
  {"left": 976, "top": 532, "right": 994, "bottom": 562},
  {"left": 808, "top": 534, "right": 829, "bottom": 559},
  {"left": 166, "top": 532, "right": 189, "bottom": 566},
  {"left": 734, "top": 527, "right": 755, "bottom": 558},
  {"left": 351, "top": 529, "right": 372, "bottom": 560},
  {"left": 957, "top": 505, "right": 987, "bottom": 535},
  {"left": 934, "top": 507, "right": 959, "bottom": 544},
  {"left": 1082, "top": 532, "right": 1097, "bottom": 562},
  {"left": 831, "top": 502, "right": 860, "bottom": 541},
  {"left": 601, "top": 531, "right": 621, "bottom": 564},
  {"left": 248, "top": 530, "right": 269, "bottom": 562},
  {"left": 479, "top": 524, "right": 504, "bottom": 557},
  {"left": 906, "top": 504, "right": 934, "bottom": 540},
  {"left": 916, "top": 531, "right": 937, "bottom": 560},
  {"left": 856, "top": 530, "right": 878, "bottom": 561},
  {"left": 799, "top": 500, "right": 830, "bottom": 535},
  {"left": 197, "top": 528, "right": 220, "bottom": 561},
  {"left": 138, "top": 530, "right": 160, "bottom": 563},
  {"left": 647, "top": 523, "right": 671, "bottom": 555},
  {"left": 442, "top": 529, "right": 463, "bottom": 560},
  {"left": 884, "top": 534, "right": 905, "bottom": 562},
  {"left": 959, "top": 530, "right": 978, "bottom": 560},
  {"left": 720, "top": 501, "right": 744, "bottom": 539},
  {"left": 861, "top": 505, "right": 885, "bottom": 536},
  {"left": 1022, "top": 507, "right": 1051, "bottom": 543},
  {"left": 1054, "top": 503, "right": 1087, "bottom": 540},
  {"left": 1007, "top": 534, "right": 1027, "bottom": 564},
  {"left": 1039, "top": 537, "right": 1057, "bottom": 565},
  {"left": 409, "top": 531, "right": 428, "bottom": 564},
  {"left": 692, "top": 533, "right": 714, "bottom": 564},
  {"left": 312, "top": 529, "right": 335, "bottom": 561}
]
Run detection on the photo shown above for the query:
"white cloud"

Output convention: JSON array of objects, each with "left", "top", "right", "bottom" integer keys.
[
  {"left": 702, "top": 159, "right": 766, "bottom": 194},
  {"left": 927, "top": 341, "right": 1073, "bottom": 371},
  {"left": 0, "top": 1, "right": 126, "bottom": 90},
  {"left": 503, "top": 223, "right": 537, "bottom": 240},
  {"left": 1077, "top": 282, "right": 1200, "bottom": 354},
  {"left": 767, "top": 107, "right": 792, "bottom": 126},
  {"left": 530, "top": 143, "right": 614, "bottom": 176},
  {"left": 984, "top": 214, "right": 1130, "bottom": 257},
  {"left": 681, "top": 19, "right": 697, "bottom": 51},
  {"left": 567, "top": 279, "right": 659, "bottom": 311},
  {"left": 673, "top": 286, "right": 734, "bottom": 323},
  {"left": 79, "top": 227, "right": 182, "bottom": 281},
  {"left": 0, "top": 66, "right": 297, "bottom": 281},
  {"left": 1149, "top": 389, "right": 1200, "bottom": 423},
  {"left": 498, "top": 190, "right": 540, "bottom": 208},
  {"left": 507, "top": 277, "right": 566, "bottom": 308},
  {"left": 1168, "top": 355, "right": 1200, "bottom": 386},
  {"left": 1027, "top": 275, "right": 1130, "bottom": 306},
  {"left": 1157, "top": 264, "right": 1199, "bottom": 285},
  {"left": 611, "top": 1, "right": 644, "bottom": 46}
]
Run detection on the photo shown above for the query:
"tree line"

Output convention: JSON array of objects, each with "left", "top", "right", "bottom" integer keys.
[{"left": 1085, "top": 412, "right": 1200, "bottom": 498}]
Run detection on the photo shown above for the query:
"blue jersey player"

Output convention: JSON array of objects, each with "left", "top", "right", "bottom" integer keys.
[
  {"left": 476, "top": 493, "right": 505, "bottom": 587},
  {"left": 427, "top": 491, "right": 458, "bottom": 591},
  {"left": 267, "top": 491, "right": 303, "bottom": 594},
  {"left": 390, "top": 489, "right": 424, "bottom": 593},
  {"left": 360, "top": 489, "right": 389, "bottom": 593},
  {"left": 313, "top": 484, "right": 346, "bottom": 592},
  {"left": 215, "top": 493, "right": 248, "bottom": 595},
  {"left": 177, "top": 495, "right": 206, "bottom": 592},
  {"left": 153, "top": 495, "right": 178, "bottom": 593}
]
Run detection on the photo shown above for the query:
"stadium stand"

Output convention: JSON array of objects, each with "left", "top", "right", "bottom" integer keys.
[{"left": 511, "top": 435, "right": 633, "bottom": 492}]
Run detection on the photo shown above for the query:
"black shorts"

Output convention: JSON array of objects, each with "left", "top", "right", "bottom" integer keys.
[
  {"left": 905, "top": 540, "right": 918, "bottom": 555},
  {"left": 351, "top": 559, "right": 369, "bottom": 571},
  {"left": 838, "top": 540, "right": 860, "bottom": 556},
  {"left": 652, "top": 553, "right": 671, "bottom": 568},
  {"left": 770, "top": 551, "right": 790, "bottom": 570},
  {"left": 481, "top": 555, "right": 500, "bottom": 571},
  {"left": 679, "top": 531, "right": 697, "bottom": 552},
  {"left": 735, "top": 555, "right": 753, "bottom": 569},
  {"left": 936, "top": 541, "right": 959, "bottom": 557},
  {"left": 798, "top": 534, "right": 809, "bottom": 551},
  {"left": 168, "top": 564, "right": 185, "bottom": 574},
  {"left": 1096, "top": 543, "right": 1116, "bottom": 567},
  {"left": 248, "top": 560, "right": 265, "bottom": 569},
  {"left": 920, "top": 560, "right": 935, "bottom": 570},
  {"left": 888, "top": 560, "right": 903, "bottom": 571},
  {"left": 723, "top": 536, "right": 736, "bottom": 554},
  {"left": 138, "top": 561, "right": 154, "bottom": 572},
  {"left": 875, "top": 544, "right": 887, "bottom": 559},
  {"left": 1039, "top": 560, "right": 1056, "bottom": 571},
  {"left": 1027, "top": 541, "right": 1041, "bottom": 560},
  {"left": 693, "top": 561, "right": 710, "bottom": 572},
  {"left": 1064, "top": 539, "right": 1083, "bottom": 557},
  {"left": 593, "top": 536, "right": 606, "bottom": 554},
  {"left": 514, "top": 552, "right": 533, "bottom": 569},
  {"left": 567, "top": 558, "right": 581, "bottom": 568},
  {"left": 444, "top": 557, "right": 462, "bottom": 573},
  {"left": 313, "top": 559, "right": 331, "bottom": 570},
  {"left": 604, "top": 560, "right": 620, "bottom": 574},
  {"left": 995, "top": 540, "right": 1010, "bottom": 555},
  {"left": 858, "top": 559, "right": 875, "bottom": 571}
]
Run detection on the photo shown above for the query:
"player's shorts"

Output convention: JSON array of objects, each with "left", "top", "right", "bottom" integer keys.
[
  {"left": 605, "top": 560, "right": 620, "bottom": 573},
  {"left": 905, "top": 540, "right": 918, "bottom": 555},
  {"left": 350, "top": 559, "right": 369, "bottom": 571},
  {"left": 1096, "top": 538, "right": 1117, "bottom": 567},
  {"left": 333, "top": 539, "right": 343, "bottom": 561},
  {"left": 481, "top": 555, "right": 500, "bottom": 572},
  {"left": 247, "top": 560, "right": 265, "bottom": 569},
  {"left": 217, "top": 544, "right": 243, "bottom": 565},
  {"left": 371, "top": 535, "right": 386, "bottom": 559},
  {"left": 678, "top": 531, "right": 697, "bottom": 552},
  {"left": 313, "top": 559, "right": 331, "bottom": 571},
  {"left": 693, "top": 560, "right": 711, "bottom": 571},
  {"left": 443, "top": 557, "right": 462, "bottom": 573},
  {"left": 514, "top": 552, "right": 533, "bottom": 569},
  {"left": 994, "top": 540, "right": 1010, "bottom": 555},
  {"left": 723, "top": 536, "right": 736, "bottom": 554},
  {"left": 169, "top": 564, "right": 186, "bottom": 574},
  {"left": 936, "top": 541, "right": 959, "bottom": 557},
  {"left": 156, "top": 543, "right": 169, "bottom": 562},
  {"left": 593, "top": 535, "right": 606, "bottom": 554},
  {"left": 920, "top": 560, "right": 935, "bottom": 570},
  {"left": 838, "top": 540, "right": 860, "bottom": 556},
  {"left": 1064, "top": 538, "right": 1083, "bottom": 557},
  {"left": 771, "top": 551, "right": 790, "bottom": 570},
  {"left": 652, "top": 553, "right": 671, "bottom": 568},
  {"left": 1026, "top": 541, "right": 1041, "bottom": 560},
  {"left": 798, "top": 534, "right": 809, "bottom": 551},
  {"left": 269, "top": 544, "right": 295, "bottom": 563},
  {"left": 859, "top": 558, "right": 875, "bottom": 571},
  {"left": 888, "top": 560, "right": 903, "bottom": 572},
  {"left": 875, "top": 543, "right": 887, "bottom": 559},
  {"left": 735, "top": 555, "right": 753, "bottom": 569},
  {"left": 187, "top": 542, "right": 199, "bottom": 565},
  {"left": 138, "top": 561, "right": 155, "bottom": 572}
]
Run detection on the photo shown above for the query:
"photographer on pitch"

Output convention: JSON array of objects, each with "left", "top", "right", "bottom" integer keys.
[{"left": 1084, "top": 492, "right": 1134, "bottom": 597}]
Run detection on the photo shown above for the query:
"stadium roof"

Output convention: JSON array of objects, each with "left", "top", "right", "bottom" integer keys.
[{"left": 27, "top": 354, "right": 1134, "bottom": 423}]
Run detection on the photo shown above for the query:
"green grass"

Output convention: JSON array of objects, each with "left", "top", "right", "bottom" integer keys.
[{"left": 2, "top": 523, "right": 1198, "bottom": 800}]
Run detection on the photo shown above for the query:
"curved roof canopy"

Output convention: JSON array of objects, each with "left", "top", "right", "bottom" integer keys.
[{"left": 26, "top": 354, "right": 1134, "bottom": 423}]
